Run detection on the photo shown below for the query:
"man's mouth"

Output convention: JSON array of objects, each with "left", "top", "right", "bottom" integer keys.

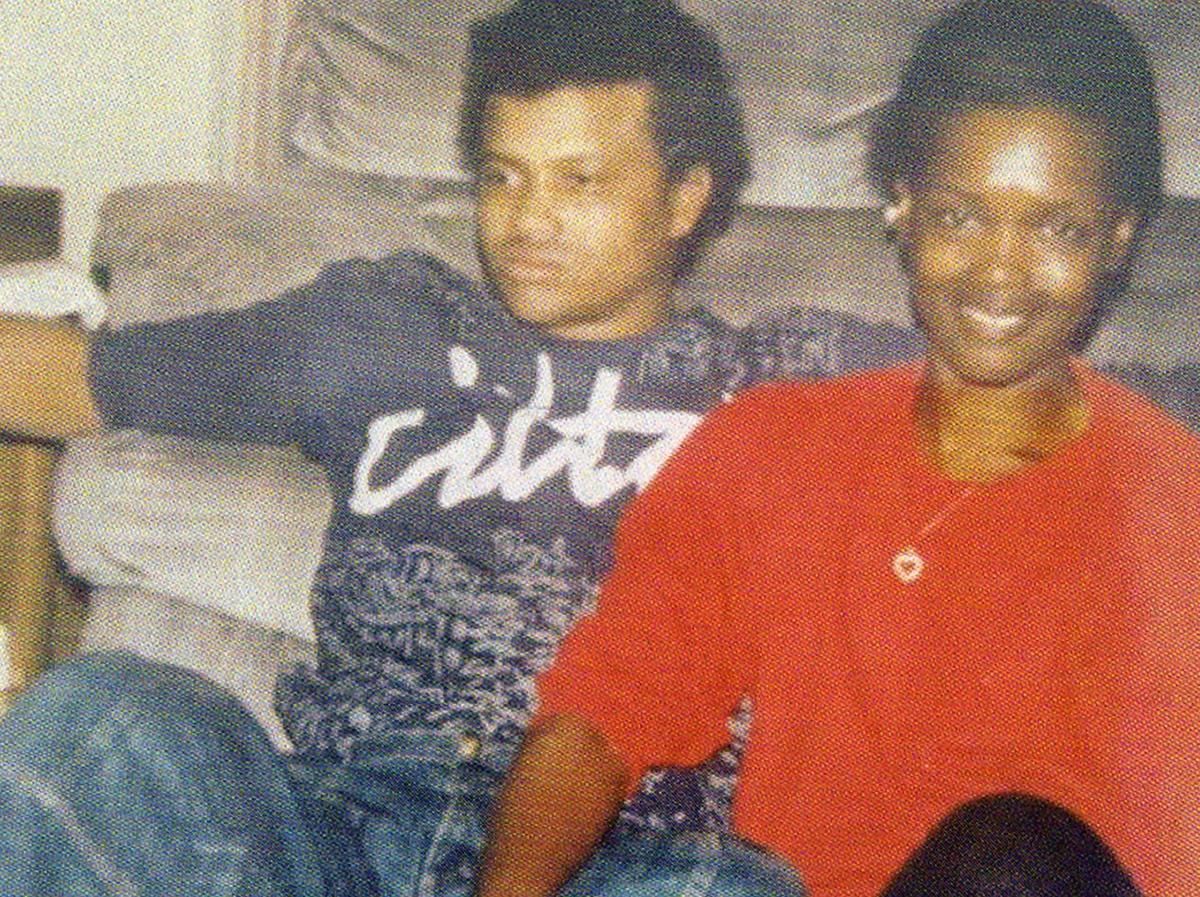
[{"left": 499, "top": 250, "right": 567, "bottom": 281}]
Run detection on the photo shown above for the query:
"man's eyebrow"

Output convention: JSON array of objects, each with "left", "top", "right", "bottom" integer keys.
[{"left": 479, "top": 149, "right": 600, "bottom": 167}]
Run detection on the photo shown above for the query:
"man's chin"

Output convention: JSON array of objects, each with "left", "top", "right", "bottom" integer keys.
[
  {"left": 497, "top": 284, "right": 593, "bottom": 333},
  {"left": 502, "top": 288, "right": 572, "bottom": 325}
]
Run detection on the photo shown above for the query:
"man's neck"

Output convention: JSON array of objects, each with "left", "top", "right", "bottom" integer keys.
[
  {"left": 546, "top": 304, "right": 672, "bottom": 342},
  {"left": 541, "top": 287, "right": 675, "bottom": 343}
]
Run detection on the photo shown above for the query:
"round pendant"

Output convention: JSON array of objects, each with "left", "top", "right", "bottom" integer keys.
[{"left": 892, "top": 548, "right": 924, "bottom": 584}]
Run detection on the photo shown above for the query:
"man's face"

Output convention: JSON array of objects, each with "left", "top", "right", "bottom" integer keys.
[{"left": 475, "top": 81, "right": 709, "bottom": 341}]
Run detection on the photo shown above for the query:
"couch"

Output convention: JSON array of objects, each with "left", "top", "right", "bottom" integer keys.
[{"left": 46, "top": 1, "right": 1200, "bottom": 748}]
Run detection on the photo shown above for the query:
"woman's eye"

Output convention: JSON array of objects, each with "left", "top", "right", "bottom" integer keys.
[
  {"left": 932, "top": 207, "right": 974, "bottom": 230},
  {"left": 1039, "top": 218, "right": 1091, "bottom": 245}
]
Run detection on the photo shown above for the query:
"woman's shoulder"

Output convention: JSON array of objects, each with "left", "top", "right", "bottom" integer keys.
[
  {"left": 1084, "top": 366, "right": 1200, "bottom": 456},
  {"left": 1082, "top": 366, "right": 1200, "bottom": 508}
]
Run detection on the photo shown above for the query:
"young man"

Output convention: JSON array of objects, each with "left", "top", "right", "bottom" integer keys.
[{"left": 0, "top": 1, "right": 913, "bottom": 895}]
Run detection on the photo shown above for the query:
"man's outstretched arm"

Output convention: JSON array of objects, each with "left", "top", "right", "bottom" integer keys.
[
  {"left": 0, "top": 316, "right": 102, "bottom": 439},
  {"left": 475, "top": 713, "right": 629, "bottom": 897}
]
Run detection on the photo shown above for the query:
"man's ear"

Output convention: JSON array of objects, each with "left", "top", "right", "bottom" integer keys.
[
  {"left": 1104, "top": 212, "right": 1141, "bottom": 273},
  {"left": 668, "top": 166, "right": 715, "bottom": 241}
]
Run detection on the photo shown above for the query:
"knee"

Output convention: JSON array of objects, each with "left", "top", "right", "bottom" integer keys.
[
  {"left": 6, "top": 651, "right": 214, "bottom": 724},
  {"left": 0, "top": 651, "right": 259, "bottom": 765},
  {"left": 881, "top": 793, "right": 1140, "bottom": 897},
  {"left": 24, "top": 650, "right": 158, "bottom": 699},
  {"left": 1, "top": 651, "right": 144, "bottom": 734}
]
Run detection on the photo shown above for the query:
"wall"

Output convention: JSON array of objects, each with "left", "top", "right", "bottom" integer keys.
[
  {"left": 2, "top": 0, "right": 1196, "bottom": 265},
  {"left": 0, "top": 0, "right": 243, "bottom": 264}
]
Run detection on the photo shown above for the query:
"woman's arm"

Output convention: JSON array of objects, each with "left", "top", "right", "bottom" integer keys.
[
  {"left": 0, "top": 316, "right": 102, "bottom": 439},
  {"left": 475, "top": 714, "right": 629, "bottom": 897}
]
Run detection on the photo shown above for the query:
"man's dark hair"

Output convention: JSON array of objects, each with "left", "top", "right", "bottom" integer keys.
[
  {"left": 456, "top": 0, "right": 751, "bottom": 276},
  {"left": 868, "top": 0, "right": 1164, "bottom": 216}
]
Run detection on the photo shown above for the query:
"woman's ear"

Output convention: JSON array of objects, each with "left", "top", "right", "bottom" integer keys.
[
  {"left": 887, "top": 183, "right": 921, "bottom": 278},
  {"left": 884, "top": 183, "right": 914, "bottom": 236},
  {"left": 1104, "top": 212, "right": 1141, "bottom": 273}
]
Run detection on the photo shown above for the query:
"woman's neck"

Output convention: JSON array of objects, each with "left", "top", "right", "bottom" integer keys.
[{"left": 915, "top": 363, "right": 1089, "bottom": 483}]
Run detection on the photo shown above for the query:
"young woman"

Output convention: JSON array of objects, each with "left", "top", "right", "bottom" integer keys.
[{"left": 478, "top": 2, "right": 1200, "bottom": 896}]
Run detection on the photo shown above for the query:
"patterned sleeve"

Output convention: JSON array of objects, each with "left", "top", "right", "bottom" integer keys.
[
  {"left": 89, "top": 285, "right": 321, "bottom": 445},
  {"left": 88, "top": 251, "right": 457, "bottom": 446},
  {"left": 743, "top": 305, "right": 923, "bottom": 383}
]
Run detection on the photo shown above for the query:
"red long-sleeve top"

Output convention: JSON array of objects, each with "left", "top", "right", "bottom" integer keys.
[{"left": 539, "top": 364, "right": 1200, "bottom": 897}]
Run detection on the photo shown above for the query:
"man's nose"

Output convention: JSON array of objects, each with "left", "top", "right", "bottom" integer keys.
[{"left": 512, "top": 181, "right": 559, "bottom": 241}]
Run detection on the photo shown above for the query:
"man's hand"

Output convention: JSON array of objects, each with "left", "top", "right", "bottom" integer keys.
[
  {"left": 0, "top": 316, "right": 102, "bottom": 439},
  {"left": 475, "top": 713, "right": 629, "bottom": 897}
]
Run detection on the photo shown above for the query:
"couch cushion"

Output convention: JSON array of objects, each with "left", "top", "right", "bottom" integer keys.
[
  {"left": 54, "top": 433, "right": 329, "bottom": 642},
  {"left": 79, "top": 585, "right": 315, "bottom": 748},
  {"left": 269, "top": 1, "right": 1200, "bottom": 204},
  {"left": 280, "top": 0, "right": 469, "bottom": 182},
  {"left": 89, "top": 174, "right": 478, "bottom": 327}
]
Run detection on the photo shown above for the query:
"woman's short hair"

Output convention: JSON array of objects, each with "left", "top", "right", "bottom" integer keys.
[
  {"left": 456, "top": 0, "right": 752, "bottom": 277},
  {"left": 868, "top": 0, "right": 1163, "bottom": 216}
]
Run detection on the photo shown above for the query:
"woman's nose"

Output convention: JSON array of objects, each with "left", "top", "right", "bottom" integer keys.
[{"left": 979, "top": 225, "right": 1028, "bottom": 289}]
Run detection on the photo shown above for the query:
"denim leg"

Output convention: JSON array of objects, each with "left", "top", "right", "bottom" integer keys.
[
  {"left": 288, "top": 733, "right": 518, "bottom": 897},
  {"left": 0, "top": 651, "right": 330, "bottom": 897},
  {"left": 296, "top": 736, "right": 508, "bottom": 897},
  {"left": 561, "top": 830, "right": 808, "bottom": 897},
  {"left": 352, "top": 763, "right": 492, "bottom": 897}
]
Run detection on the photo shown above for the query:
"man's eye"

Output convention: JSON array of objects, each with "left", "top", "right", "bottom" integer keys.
[
  {"left": 478, "top": 167, "right": 515, "bottom": 189},
  {"left": 560, "top": 171, "right": 599, "bottom": 190}
]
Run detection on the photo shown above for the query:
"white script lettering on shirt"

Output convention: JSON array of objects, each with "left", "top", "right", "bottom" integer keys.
[{"left": 349, "top": 346, "right": 702, "bottom": 513}]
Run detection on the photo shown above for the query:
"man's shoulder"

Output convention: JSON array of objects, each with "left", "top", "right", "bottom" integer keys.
[
  {"left": 696, "top": 364, "right": 919, "bottom": 459},
  {"left": 741, "top": 305, "right": 923, "bottom": 382},
  {"left": 303, "top": 250, "right": 484, "bottom": 324}
]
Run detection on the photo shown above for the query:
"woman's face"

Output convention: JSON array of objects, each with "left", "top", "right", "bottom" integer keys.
[{"left": 895, "top": 106, "right": 1137, "bottom": 390}]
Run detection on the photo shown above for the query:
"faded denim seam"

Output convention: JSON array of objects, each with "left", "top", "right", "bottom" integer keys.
[
  {"left": 415, "top": 769, "right": 471, "bottom": 897},
  {"left": 676, "top": 831, "right": 721, "bottom": 897}
]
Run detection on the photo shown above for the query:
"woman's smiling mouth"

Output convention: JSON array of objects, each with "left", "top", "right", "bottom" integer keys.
[{"left": 961, "top": 305, "right": 1027, "bottom": 340}]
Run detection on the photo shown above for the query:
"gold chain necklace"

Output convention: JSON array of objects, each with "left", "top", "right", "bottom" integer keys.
[{"left": 891, "top": 485, "right": 977, "bottom": 584}]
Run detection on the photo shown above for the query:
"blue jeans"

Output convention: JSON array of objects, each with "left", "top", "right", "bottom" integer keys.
[
  {"left": 0, "top": 652, "right": 805, "bottom": 897},
  {"left": 565, "top": 831, "right": 806, "bottom": 897}
]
